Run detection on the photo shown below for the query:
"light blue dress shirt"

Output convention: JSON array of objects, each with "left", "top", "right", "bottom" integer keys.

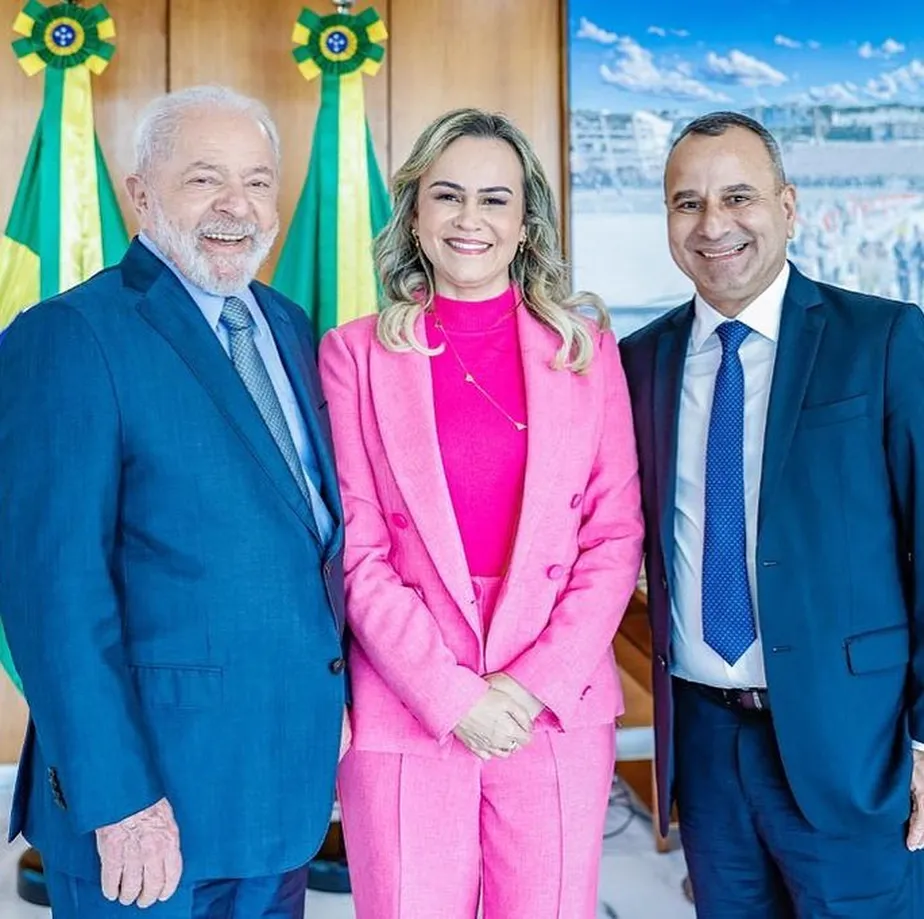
[{"left": 139, "top": 233, "right": 334, "bottom": 545}]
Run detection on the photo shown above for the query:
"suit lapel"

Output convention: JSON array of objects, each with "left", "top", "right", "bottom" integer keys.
[
  {"left": 758, "top": 266, "right": 826, "bottom": 532},
  {"left": 257, "top": 288, "right": 343, "bottom": 558},
  {"left": 653, "top": 304, "right": 693, "bottom": 586},
  {"left": 126, "top": 242, "right": 319, "bottom": 541},
  {"left": 503, "top": 309, "right": 571, "bottom": 580},
  {"left": 370, "top": 315, "right": 478, "bottom": 633}
]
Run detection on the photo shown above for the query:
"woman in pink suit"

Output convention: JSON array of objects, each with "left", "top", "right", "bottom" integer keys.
[{"left": 318, "top": 108, "right": 644, "bottom": 919}]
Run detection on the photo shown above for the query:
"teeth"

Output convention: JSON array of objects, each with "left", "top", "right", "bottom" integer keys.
[
  {"left": 447, "top": 240, "right": 489, "bottom": 252},
  {"left": 702, "top": 244, "right": 746, "bottom": 259},
  {"left": 204, "top": 233, "right": 245, "bottom": 243}
]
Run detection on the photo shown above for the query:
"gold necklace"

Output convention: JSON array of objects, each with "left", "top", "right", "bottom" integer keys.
[{"left": 433, "top": 311, "right": 528, "bottom": 432}]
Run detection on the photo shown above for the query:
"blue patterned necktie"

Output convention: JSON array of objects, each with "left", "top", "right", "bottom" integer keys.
[
  {"left": 702, "top": 320, "right": 756, "bottom": 665},
  {"left": 220, "top": 296, "right": 312, "bottom": 502}
]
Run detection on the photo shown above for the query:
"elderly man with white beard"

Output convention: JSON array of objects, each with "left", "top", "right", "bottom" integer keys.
[{"left": 0, "top": 85, "right": 350, "bottom": 919}]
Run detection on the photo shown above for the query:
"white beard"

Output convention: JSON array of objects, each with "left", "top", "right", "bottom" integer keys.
[{"left": 147, "top": 198, "right": 279, "bottom": 296}]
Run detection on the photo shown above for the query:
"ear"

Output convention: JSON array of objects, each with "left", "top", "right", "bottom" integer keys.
[
  {"left": 125, "top": 174, "right": 151, "bottom": 223},
  {"left": 781, "top": 183, "right": 797, "bottom": 238}
]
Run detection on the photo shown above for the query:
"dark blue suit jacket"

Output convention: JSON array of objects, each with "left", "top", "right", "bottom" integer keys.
[
  {"left": 620, "top": 265, "right": 924, "bottom": 838},
  {"left": 0, "top": 239, "right": 348, "bottom": 880}
]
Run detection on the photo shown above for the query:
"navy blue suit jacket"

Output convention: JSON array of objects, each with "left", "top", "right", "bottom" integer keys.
[
  {"left": 620, "top": 265, "right": 924, "bottom": 837},
  {"left": 0, "top": 239, "right": 348, "bottom": 880}
]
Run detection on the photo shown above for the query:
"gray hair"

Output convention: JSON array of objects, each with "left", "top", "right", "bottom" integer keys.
[
  {"left": 668, "top": 111, "right": 787, "bottom": 186},
  {"left": 132, "top": 85, "right": 281, "bottom": 177}
]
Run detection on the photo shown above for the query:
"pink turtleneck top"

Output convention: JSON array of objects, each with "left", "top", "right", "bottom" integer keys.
[{"left": 424, "top": 286, "right": 528, "bottom": 577}]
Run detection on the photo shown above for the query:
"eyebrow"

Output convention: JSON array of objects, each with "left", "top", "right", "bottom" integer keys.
[
  {"left": 181, "top": 162, "right": 276, "bottom": 179},
  {"left": 428, "top": 180, "right": 515, "bottom": 195}
]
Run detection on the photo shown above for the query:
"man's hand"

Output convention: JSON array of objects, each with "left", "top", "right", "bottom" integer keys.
[
  {"left": 453, "top": 686, "right": 533, "bottom": 760},
  {"left": 485, "top": 672, "right": 545, "bottom": 721},
  {"left": 339, "top": 706, "right": 352, "bottom": 763},
  {"left": 96, "top": 797, "right": 182, "bottom": 907},
  {"left": 908, "top": 749, "right": 924, "bottom": 850}
]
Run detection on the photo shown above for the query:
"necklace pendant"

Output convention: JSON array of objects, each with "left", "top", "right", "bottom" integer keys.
[
  {"left": 515, "top": 421, "right": 527, "bottom": 431},
  {"left": 464, "top": 373, "right": 475, "bottom": 383}
]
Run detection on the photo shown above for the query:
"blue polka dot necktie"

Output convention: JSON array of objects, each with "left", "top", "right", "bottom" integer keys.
[{"left": 702, "top": 320, "right": 757, "bottom": 665}]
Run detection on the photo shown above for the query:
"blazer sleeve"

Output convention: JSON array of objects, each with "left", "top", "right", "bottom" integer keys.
[
  {"left": 504, "top": 331, "right": 645, "bottom": 726},
  {"left": 0, "top": 304, "right": 164, "bottom": 836},
  {"left": 318, "top": 327, "right": 489, "bottom": 741},
  {"left": 883, "top": 303, "right": 924, "bottom": 742}
]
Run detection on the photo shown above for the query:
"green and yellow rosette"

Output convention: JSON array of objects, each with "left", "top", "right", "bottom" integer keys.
[
  {"left": 12, "top": 0, "right": 115, "bottom": 77},
  {"left": 292, "top": 7, "right": 387, "bottom": 82}
]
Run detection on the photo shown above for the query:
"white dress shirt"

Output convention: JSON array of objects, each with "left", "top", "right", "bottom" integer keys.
[
  {"left": 138, "top": 234, "right": 334, "bottom": 545},
  {"left": 671, "top": 262, "right": 790, "bottom": 689}
]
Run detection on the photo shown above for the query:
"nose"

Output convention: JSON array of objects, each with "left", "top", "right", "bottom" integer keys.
[
  {"left": 213, "top": 182, "right": 250, "bottom": 219},
  {"left": 696, "top": 199, "right": 734, "bottom": 242},
  {"left": 452, "top": 197, "right": 482, "bottom": 232}
]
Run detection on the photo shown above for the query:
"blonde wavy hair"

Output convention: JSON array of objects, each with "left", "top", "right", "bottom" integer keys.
[{"left": 374, "top": 108, "right": 608, "bottom": 373}]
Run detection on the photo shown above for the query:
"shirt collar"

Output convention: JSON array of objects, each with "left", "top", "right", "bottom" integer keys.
[
  {"left": 690, "top": 260, "right": 790, "bottom": 353},
  {"left": 138, "top": 232, "right": 259, "bottom": 336}
]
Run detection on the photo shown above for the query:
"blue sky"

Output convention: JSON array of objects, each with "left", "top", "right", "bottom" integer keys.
[{"left": 568, "top": 0, "right": 924, "bottom": 112}]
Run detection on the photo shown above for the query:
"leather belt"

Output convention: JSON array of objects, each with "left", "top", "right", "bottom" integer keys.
[{"left": 684, "top": 680, "right": 771, "bottom": 715}]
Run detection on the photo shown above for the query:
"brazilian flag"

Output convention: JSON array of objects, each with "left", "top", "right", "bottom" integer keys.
[
  {"left": 273, "top": 6, "right": 391, "bottom": 343},
  {"left": 0, "top": 0, "right": 128, "bottom": 690}
]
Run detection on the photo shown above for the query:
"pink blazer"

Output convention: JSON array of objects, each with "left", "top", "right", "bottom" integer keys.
[{"left": 318, "top": 308, "right": 644, "bottom": 757}]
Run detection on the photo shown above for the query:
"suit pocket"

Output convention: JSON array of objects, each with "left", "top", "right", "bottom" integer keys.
[
  {"left": 799, "top": 394, "right": 869, "bottom": 429},
  {"left": 131, "top": 663, "right": 223, "bottom": 709},
  {"left": 844, "top": 625, "right": 909, "bottom": 675}
]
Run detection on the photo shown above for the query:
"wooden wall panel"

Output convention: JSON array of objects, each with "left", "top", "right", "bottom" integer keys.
[
  {"left": 388, "top": 0, "right": 564, "bottom": 213},
  {"left": 0, "top": 0, "right": 167, "bottom": 763},
  {"left": 168, "top": 0, "right": 392, "bottom": 277}
]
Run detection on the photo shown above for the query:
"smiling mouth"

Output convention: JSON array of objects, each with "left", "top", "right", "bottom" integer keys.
[
  {"left": 444, "top": 238, "right": 491, "bottom": 254},
  {"left": 698, "top": 243, "right": 748, "bottom": 260},
  {"left": 201, "top": 232, "right": 249, "bottom": 246}
]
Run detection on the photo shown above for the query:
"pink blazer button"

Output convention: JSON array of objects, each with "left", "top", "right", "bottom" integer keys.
[
  {"left": 392, "top": 513, "right": 409, "bottom": 529},
  {"left": 547, "top": 564, "right": 565, "bottom": 580},
  {"left": 570, "top": 493, "right": 583, "bottom": 508}
]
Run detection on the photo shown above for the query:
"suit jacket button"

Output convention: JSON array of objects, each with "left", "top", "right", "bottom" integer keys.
[
  {"left": 392, "top": 513, "right": 409, "bottom": 529},
  {"left": 329, "top": 657, "right": 346, "bottom": 675},
  {"left": 547, "top": 565, "right": 565, "bottom": 580},
  {"left": 656, "top": 654, "right": 668, "bottom": 670},
  {"left": 570, "top": 493, "right": 583, "bottom": 509},
  {"left": 660, "top": 575, "right": 668, "bottom": 590}
]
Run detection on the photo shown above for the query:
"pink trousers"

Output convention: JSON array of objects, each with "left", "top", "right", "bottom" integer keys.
[{"left": 338, "top": 576, "right": 616, "bottom": 918}]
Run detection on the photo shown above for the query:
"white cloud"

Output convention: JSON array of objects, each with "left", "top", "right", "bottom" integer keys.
[
  {"left": 802, "top": 59, "right": 924, "bottom": 105},
  {"left": 859, "top": 38, "right": 906, "bottom": 59},
  {"left": 804, "top": 82, "right": 861, "bottom": 104},
  {"left": 807, "top": 40, "right": 821, "bottom": 50},
  {"left": 774, "top": 34, "right": 802, "bottom": 49},
  {"left": 705, "top": 50, "right": 788, "bottom": 88},
  {"left": 576, "top": 17, "right": 617, "bottom": 45},
  {"left": 864, "top": 58, "right": 924, "bottom": 99},
  {"left": 647, "top": 25, "right": 689, "bottom": 38},
  {"left": 600, "top": 36, "right": 730, "bottom": 102}
]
